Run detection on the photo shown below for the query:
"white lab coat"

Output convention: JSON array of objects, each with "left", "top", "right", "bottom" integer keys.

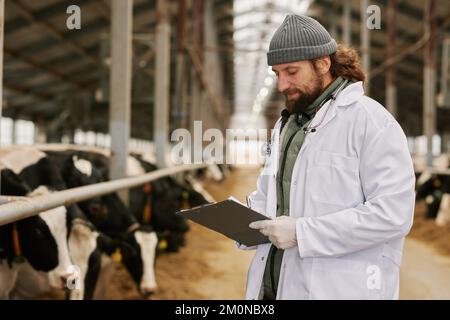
[{"left": 241, "top": 81, "right": 415, "bottom": 300}]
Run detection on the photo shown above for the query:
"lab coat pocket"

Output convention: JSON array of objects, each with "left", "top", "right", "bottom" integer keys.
[
  {"left": 310, "top": 257, "right": 382, "bottom": 300},
  {"left": 307, "top": 150, "right": 361, "bottom": 207}
]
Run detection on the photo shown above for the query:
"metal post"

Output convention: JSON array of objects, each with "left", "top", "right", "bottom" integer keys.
[
  {"left": 193, "top": 0, "right": 205, "bottom": 63},
  {"left": 34, "top": 120, "right": 47, "bottom": 143},
  {"left": 361, "top": 0, "right": 370, "bottom": 94},
  {"left": 176, "top": 0, "right": 187, "bottom": 129},
  {"left": 190, "top": 0, "right": 204, "bottom": 162},
  {"left": 440, "top": 39, "right": 450, "bottom": 107},
  {"left": 424, "top": 0, "right": 437, "bottom": 166},
  {"left": 11, "top": 119, "right": 17, "bottom": 144},
  {"left": 386, "top": 0, "right": 397, "bottom": 118},
  {"left": 442, "top": 133, "right": 450, "bottom": 153},
  {"left": 187, "top": 0, "right": 224, "bottom": 132},
  {"left": 330, "top": 1, "right": 338, "bottom": 40},
  {"left": 109, "top": 0, "right": 133, "bottom": 203},
  {"left": 192, "top": 0, "right": 203, "bottom": 134},
  {"left": 154, "top": 0, "right": 171, "bottom": 168},
  {"left": 190, "top": 68, "right": 201, "bottom": 162},
  {"left": 342, "top": 0, "right": 351, "bottom": 45}
]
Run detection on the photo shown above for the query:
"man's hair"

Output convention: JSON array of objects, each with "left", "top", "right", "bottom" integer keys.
[
  {"left": 312, "top": 44, "right": 366, "bottom": 82},
  {"left": 329, "top": 44, "right": 366, "bottom": 82}
]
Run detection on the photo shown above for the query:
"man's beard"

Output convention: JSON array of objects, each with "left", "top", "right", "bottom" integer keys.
[{"left": 284, "top": 71, "right": 324, "bottom": 114}]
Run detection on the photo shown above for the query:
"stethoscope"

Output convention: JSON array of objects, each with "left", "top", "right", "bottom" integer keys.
[
  {"left": 264, "top": 79, "right": 349, "bottom": 156},
  {"left": 303, "top": 79, "right": 349, "bottom": 135}
]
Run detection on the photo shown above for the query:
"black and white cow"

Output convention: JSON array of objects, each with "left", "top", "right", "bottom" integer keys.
[
  {"left": 44, "top": 147, "right": 199, "bottom": 253},
  {"left": 0, "top": 169, "right": 59, "bottom": 299},
  {"left": 9, "top": 201, "right": 107, "bottom": 300},
  {"left": 43, "top": 150, "right": 159, "bottom": 297},
  {"left": 128, "top": 153, "right": 211, "bottom": 252},
  {"left": 416, "top": 171, "right": 450, "bottom": 226},
  {"left": 0, "top": 147, "right": 102, "bottom": 300},
  {"left": 0, "top": 148, "right": 76, "bottom": 298}
]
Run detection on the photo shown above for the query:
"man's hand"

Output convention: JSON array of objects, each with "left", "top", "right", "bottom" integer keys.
[{"left": 249, "top": 216, "right": 298, "bottom": 250}]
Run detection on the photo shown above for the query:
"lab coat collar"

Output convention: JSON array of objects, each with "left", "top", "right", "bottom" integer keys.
[
  {"left": 334, "top": 81, "right": 365, "bottom": 108},
  {"left": 306, "top": 81, "right": 364, "bottom": 131}
]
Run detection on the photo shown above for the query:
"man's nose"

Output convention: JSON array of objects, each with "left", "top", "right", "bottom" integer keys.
[{"left": 277, "top": 74, "right": 290, "bottom": 93}]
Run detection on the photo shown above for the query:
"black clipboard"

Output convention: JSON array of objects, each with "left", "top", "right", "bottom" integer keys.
[{"left": 176, "top": 199, "right": 271, "bottom": 247}]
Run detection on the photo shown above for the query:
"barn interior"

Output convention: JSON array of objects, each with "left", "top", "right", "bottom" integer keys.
[{"left": 0, "top": 0, "right": 450, "bottom": 300}]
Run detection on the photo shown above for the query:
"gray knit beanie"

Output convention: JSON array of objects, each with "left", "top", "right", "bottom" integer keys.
[{"left": 267, "top": 14, "right": 337, "bottom": 66}]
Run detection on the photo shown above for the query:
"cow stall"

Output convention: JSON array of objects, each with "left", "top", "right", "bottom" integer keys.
[{"left": 0, "top": 145, "right": 219, "bottom": 299}]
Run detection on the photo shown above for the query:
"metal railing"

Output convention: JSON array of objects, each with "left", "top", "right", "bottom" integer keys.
[
  {"left": 0, "top": 163, "right": 207, "bottom": 226},
  {"left": 415, "top": 167, "right": 450, "bottom": 176},
  {"left": 0, "top": 195, "right": 25, "bottom": 206}
]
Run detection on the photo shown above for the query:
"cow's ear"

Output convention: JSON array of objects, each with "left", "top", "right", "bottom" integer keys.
[
  {"left": 1, "top": 169, "right": 30, "bottom": 196},
  {"left": 60, "top": 155, "right": 75, "bottom": 179},
  {"left": 97, "top": 234, "right": 117, "bottom": 255}
]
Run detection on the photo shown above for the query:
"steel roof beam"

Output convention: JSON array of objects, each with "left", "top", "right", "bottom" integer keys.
[
  {"left": 8, "top": 0, "right": 101, "bottom": 66},
  {"left": 4, "top": 46, "right": 90, "bottom": 91}
]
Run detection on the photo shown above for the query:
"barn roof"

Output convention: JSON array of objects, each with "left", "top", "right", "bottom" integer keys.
[{"left": 3, "top": 0, "right": 235, "bottom": 139}]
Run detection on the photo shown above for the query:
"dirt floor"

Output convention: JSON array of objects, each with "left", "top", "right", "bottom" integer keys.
[
  {"left": 56, "top": 167, "right": 450, "bottom": 299},
  {"left": 408, "top": 201, "right": 450, "bottom": 256},
  {"left": 399, "top": 201, "right": 450, "bottom": 299},
  {"left": 400, "top": 238, "right": 450, "bottom": 299}
]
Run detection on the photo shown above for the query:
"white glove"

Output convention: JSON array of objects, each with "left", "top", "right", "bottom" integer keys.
[{"left": 249, "top": 216, "right": 298, "bottom": 250}]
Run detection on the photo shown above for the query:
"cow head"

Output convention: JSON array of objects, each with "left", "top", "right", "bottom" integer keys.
[
  {"left": 118, "top": 225, "right": 158, "bottom": 297},
  {"left": 61, "top": 153, "right": 159, "bottom": 297},
  {"left": 29, "top": 187, "right": 75, "bottom": 290},
  {"left": 60, "top": 156, "right": 109, "bottom": 224},
  {"left": 0, "top": 169, "right": 59, "bottom": 272},
  {"left": 65, "top": 204, "right": 105, "bottom": 300},
  {"left": 16, "top": 216, "right": 59, "bottom": 272}
]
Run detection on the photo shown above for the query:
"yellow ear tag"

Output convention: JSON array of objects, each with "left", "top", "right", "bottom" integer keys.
[
  {"left": 142, "top": 198, "right": 152, "bottom": 224},
  {"left": 158, "top": 239, "right": 168, "bottom": 250},
  {"left": 12, "top": 223, "right": 25, "bottom": 263},
  {"left": 112, "top": 248, "right": 122, "bottom": 263}
]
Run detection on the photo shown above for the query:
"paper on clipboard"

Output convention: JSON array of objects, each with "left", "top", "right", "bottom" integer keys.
[{"left": 176, "top": 197, "right": 271, "bottom": 247}]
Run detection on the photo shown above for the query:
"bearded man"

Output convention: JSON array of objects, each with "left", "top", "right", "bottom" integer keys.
[{"left": 240, "top": 14, "right": 415, "bottom": 300}]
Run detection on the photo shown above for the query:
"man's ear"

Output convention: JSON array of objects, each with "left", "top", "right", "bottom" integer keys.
[{"left": 314, "top": 56, "right": 331, "bottom": 75}]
